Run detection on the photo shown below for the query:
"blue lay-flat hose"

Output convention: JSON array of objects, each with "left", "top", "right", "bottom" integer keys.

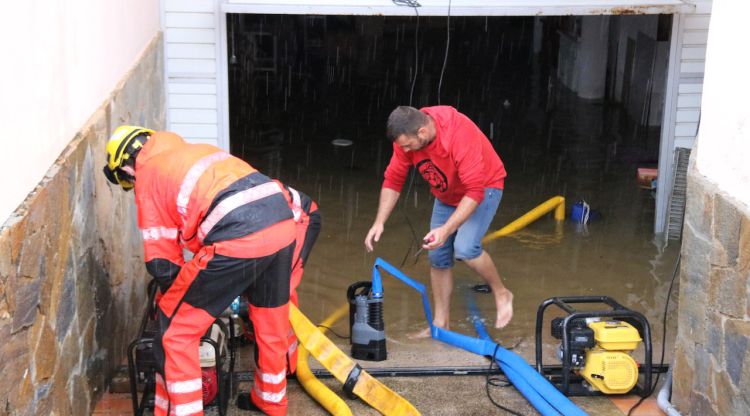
[
  {"left": 373, "top": 258, "right": 587, "bottom": 416},
  {"left": 465, "top": 289, "right": 561, "bottom": 416}
]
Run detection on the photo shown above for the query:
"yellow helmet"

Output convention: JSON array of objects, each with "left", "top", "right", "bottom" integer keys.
[{"left": 102, "top": 125, "right": 154, "bottom": 190}]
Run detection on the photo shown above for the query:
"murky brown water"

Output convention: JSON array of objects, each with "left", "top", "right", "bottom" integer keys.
[
  {"left": 287, "top": 143, "right": 679, "bottom": 365},
  {"left": 236, "top": 96, "right": 680, "bottom": 375}
]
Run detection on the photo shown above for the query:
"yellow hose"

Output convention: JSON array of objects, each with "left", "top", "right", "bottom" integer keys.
[
  {"left": 290, "top": 304, "right": 420, "bottom": 416},
  {"left": 295, "top": 304, "right": 353, "bottom": 416},
  {"left": 482, "top": 196, "right": 565, "bottom": 244}
]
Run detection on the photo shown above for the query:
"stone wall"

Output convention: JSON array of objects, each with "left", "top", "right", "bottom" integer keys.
[
  {"left": 0, "top": 34, "right": 164, "bottom": 415},
  {"left": 673, "top": 157, "right": 750, "bottom": 415}
]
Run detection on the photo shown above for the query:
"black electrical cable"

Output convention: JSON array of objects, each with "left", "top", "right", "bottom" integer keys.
[
  {"left": 627, "top": 252, "right": 681, "bottom": 416},
  {"left": 437, "top": 0, "right": 452, "bottom": 105},
  {"left": 392, "top": 0, "right": 421, "bottom": 106},
  {"left": 317, "top": 325, "right": 350, "bottom": 340},
  {"left": 409, "top": 8, "right": 420, "bottom": 106},
  {"left": 485, "top": 343, "right": 524, "bottom": 416},
  {"left": 398, "top": 166, "right": 425, "bottom": 268},
  {"left": 394, "top": 0, "right": 452, "bottom": 264},
  {"left": 392, "top": 0, "right": 425, "bottom": 267}
]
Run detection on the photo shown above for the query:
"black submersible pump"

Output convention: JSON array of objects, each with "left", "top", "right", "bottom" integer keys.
[{"left": 347, "top": 280, "right": 386, "bottom": 361}]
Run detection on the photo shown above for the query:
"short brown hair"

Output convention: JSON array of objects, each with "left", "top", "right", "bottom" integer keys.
[{"left": 386, "top": 106, "right": 429, "bottom": 142}]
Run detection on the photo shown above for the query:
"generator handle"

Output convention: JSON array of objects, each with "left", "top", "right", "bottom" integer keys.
[{"left": 554, "top": 296, "right": 627, "bottom": 314}]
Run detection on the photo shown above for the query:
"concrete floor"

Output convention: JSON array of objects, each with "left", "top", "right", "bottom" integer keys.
[{"left": 211, "top": 332, "right": 661, "bottom": 416}]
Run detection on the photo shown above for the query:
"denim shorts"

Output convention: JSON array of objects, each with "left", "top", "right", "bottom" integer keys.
[{"left": 428, "top": 188, "right": 503, "bottom": 269}]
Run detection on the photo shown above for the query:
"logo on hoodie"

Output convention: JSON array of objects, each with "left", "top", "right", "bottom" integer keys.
[{"left": 416, "top": 159, "right": 448, "bottom": 192}]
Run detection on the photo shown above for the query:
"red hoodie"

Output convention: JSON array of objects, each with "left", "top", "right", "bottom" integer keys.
[{"left": 382, "top": 106, "right": 506, "bottom": 206}]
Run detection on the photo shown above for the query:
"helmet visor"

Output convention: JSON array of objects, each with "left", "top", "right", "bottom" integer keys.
[{"left": 102, "top": 165, "right": 134, "bottom": 190}]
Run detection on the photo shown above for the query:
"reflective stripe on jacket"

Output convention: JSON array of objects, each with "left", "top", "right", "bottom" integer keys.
[{"left": 134, "top": 132, "right": 294, "bottom": 288}]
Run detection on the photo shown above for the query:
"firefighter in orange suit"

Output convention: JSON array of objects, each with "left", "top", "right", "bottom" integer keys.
[{"left": 103, "top": 126, "right": 316, "bottom": 416}]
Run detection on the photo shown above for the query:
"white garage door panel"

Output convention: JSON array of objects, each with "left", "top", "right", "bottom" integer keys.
[
  {"left": 166, "top": 28, "right": 216, "bottom": 44},
  {"left": 168, "top": 82, "right": 218, "bottom": 94},
  {"left": 684, "top": 14, "right": 711, "bottom": 29},
  {"left": 169, "top": 93, "right": 217, "bottom": 109},
  {"left": 678, "top": 83, "right": 703, "bottom": 94},
  {"left": 675, "top": 122, "right": 698, "bottom": 136},
  {"left": 677, "top": 94, "right": 702, "bottom": 108},
  {"left": 167, "top": 43, "right": 216, "bottom": 59},
  {"left": 169, "top": 109, "right": 219, "bottom": 124},
  {"left": 682, "top": 29, "right": 709, "bottom": 45},
  {"left": 681, "top": 46, "right": 707, "bottom": 60},
  {"left": 680, "top": 60, "right": 705, "bottom": 73},
  {"left": 676, "top": 109, "right": 700, "bottom": 122},
  {"left": 166, "top": 12, "right": 216, "bottom": 29},
  {"left": 172, "top": 123, "right": 220, "bottom": 139},
  {"left": 168, "top": 58, "right": 216, "bottom": 74}
]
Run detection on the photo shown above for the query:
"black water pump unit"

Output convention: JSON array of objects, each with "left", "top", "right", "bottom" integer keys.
[{"left": 347, "top": 281, "right": 386, "bottom": 361}]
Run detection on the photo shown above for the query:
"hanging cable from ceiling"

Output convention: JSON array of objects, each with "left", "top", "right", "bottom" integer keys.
[
  {"left": 391, "top": 0, "right": 420, "bottom": 107},
  {"left": 391, "top": 0, "right": 423, "bottom": 267},
  {"left": 437, "top": 0, "right": 452, "bottom": 105}
]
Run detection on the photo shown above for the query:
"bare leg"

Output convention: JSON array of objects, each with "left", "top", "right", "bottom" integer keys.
[
  {"left": 463, "top": 251, "right": 513, "bottom": 328},
  {"left": 410, "top": 267, "right": 454, "bottom": 338},
  {"left": 430, "top": 267, "right": 453, "bottom": 329}
]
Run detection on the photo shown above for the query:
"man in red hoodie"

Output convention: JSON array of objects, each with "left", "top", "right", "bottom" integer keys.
[{"left": 364, "top": 106, "right": 513, "bottom": 335}]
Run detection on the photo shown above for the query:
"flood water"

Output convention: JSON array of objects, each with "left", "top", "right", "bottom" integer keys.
[{"left": 228, "top": 14, "right": 680, "bottom": 367}]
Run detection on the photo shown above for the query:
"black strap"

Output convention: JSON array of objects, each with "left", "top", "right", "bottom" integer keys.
[{"left": 343, "top": 364, "right": 362, "bottom": 399}]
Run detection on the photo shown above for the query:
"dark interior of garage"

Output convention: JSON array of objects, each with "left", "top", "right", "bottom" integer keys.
[{"left": 226, "top": 13, "right": 672, "bottom": 234}]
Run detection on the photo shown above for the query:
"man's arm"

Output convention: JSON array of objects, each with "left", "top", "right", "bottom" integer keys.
[
  {"left": 423, "top": 195, "right": 478, "bottom": 249},
  {"left": 136, "top": 190, "right": 184, "bottom": 292},
  {"left": 364, "top": 187, "right": 401, "bottom": 252}
]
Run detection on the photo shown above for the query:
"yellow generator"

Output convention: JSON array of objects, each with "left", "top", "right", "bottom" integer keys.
[{"left": 534, "top": 296, "right": 654, "bottom": 397}]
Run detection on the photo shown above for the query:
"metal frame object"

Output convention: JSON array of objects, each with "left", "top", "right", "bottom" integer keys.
[
  {"left": 126, "top": 280, "right": 237, "bottom": 416},
  {"left": 534, "top": 296, "right": 654, "bottom": 397}
]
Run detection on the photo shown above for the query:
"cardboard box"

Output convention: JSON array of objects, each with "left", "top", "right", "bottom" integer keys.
[{"left": 637, "top": 167, "right": 658, "bottom": 190}]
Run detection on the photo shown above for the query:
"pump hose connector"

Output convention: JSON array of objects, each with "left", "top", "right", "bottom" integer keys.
[{"left": 367, "top": 300, "right": 384, "bottom": 331}]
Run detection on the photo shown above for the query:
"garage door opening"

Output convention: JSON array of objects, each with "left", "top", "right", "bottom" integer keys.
[
  {"left": 226, "top": 13, "right": 671, "bottom": 222},
  {"left": 221, "top": 11, "right": 681, "bottom": 374}
]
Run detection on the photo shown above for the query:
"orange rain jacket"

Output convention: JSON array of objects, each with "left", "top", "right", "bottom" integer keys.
[{"left": 134, "top": 132, "right": 296, "bottom": 290}]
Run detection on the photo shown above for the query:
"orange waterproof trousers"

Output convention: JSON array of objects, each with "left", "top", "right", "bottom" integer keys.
[{"left": 153, "top": 220, "right": 295, "bottom": 416}]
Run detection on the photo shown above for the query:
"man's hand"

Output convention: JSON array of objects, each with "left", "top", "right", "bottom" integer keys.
[
  {"left": 365, "top": 188, "right": 400, "bottom": 252},
  {"left": 422, "top": 227, "right": 448, "bottom": 250},
  {"left": 365, "top": 223, "right": 384, "bottom": 252}
]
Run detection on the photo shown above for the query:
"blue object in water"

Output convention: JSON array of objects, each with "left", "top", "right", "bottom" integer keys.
[
  {"left": 372, "top": 258, "right": 588, "bottom": 416},
  {"left": 570, "top": 201, "right": 591, "bottom": 224}
]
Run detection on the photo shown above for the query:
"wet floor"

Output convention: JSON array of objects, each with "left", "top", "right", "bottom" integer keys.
[
  {"left": 235, "top": 87, "right": 680, "bottom": 366},
  {"left": 225, "top": 14, "right": 680, "bottom": 414},
  {"left": 280, "top": 100, "right": 680, "bottom": 368}
]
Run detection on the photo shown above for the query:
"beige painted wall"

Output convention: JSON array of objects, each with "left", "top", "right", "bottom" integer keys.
[{"left": 0, "top": 0, "right": 160, "bottom": 225}]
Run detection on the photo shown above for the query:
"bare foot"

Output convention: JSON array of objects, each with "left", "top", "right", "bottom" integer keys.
[
  {"left": 494, "top": 289, "right": 514, "bottom": 328},
  {"left": 407, "top": 322, "right": 448, "bottom": 339},
  {"left": 408, "top": 327, "right": 433, "bottom": 339}
]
